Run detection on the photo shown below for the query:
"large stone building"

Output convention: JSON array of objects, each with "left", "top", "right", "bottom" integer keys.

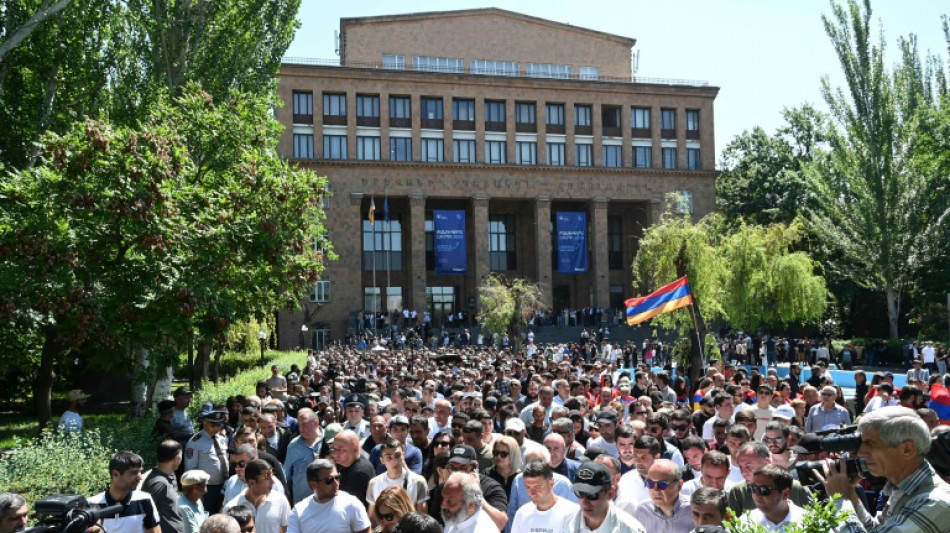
[{"left": 274, "top": 8, "right": 719, "bottom": 349}]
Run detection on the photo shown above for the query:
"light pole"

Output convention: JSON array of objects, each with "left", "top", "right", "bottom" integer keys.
[
  {"left": 300, "top": 324, "right": 309, "bottom": 351},
  {"left": 258, "top": 328, "right": 267, "bottom": 367}
]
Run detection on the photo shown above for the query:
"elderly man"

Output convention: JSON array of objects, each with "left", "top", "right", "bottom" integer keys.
[
  {"left": 509, "top": 460, "right": 580, "bottom": 533},
  {"left": 544, "top": 432, "right": 580, "bottom": 482},
  {"left": 634, "top": 460, "right": 693, "bottom": 533},
  {"left": 0, "top": 493, "right": 28, "bottom": 533},
  {"left": 551, "top": 417, "right": 586, "bottom": 460},
  {"left": 429, "top": 399, "right": 453, "bottom": 438},
  {"left": 564, "top": 462, "right": 646, "bottom": 533},
  {"left": 179, "top": 470, "right": 210, "bottom": 533},
  {"left": 286, "top": 459, "right": 370, "bottom": 533},
  {"left": 818, "top": 406, "right": 950, "bottom": 533},
  {"left": 741, "top": 465, "right": 803, "bottom": 532},
  {"left": 805, "top": 386, "right": 851, "bottom": 433},
  {"left": 441, "top": 472, "right": 496, "bottom": 533},
  {"left": 427, "top": 445, "right": 508, "bottom": 529}
]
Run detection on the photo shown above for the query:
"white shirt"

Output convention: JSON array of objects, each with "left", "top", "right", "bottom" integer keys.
[
  {"left": 586, "top": 437, "right": 618, "bottom": 458},
  {"left": 286, "top": 492, "right": 370, "bottom": 533},
  {"left": 445, "top": 508, "right": 497, "bottom": 533},
  {"left": 616, "top": 470, "right": 651, "bottom": 511},
  {"left": 701, "top": 414, "right": 735, "bottom": 440},
  {"left": 366, "top": 470, "right": 429, "bottom": 505},
  {"left": 746, "top": 501, "right": 805, "bottom": 532},
  {"left": 223, "top": 475, "right": 286, "bottom": 505},
  {"left": 224, "top": 492, "right": 290, "bottom": 533},
  {"left": 680, "top": 477, "right": 735, "bottom": 499},
  {"left": 922, "top": 345, "right": 936, "bottom": 363},
  {"left": 511, "top": 498, "right": 580, "bottom": 533}
]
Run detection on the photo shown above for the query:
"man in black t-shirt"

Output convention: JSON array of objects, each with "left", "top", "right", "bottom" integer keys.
[{"left": 331, "top": 430, "right": 375, "bottom": 509}]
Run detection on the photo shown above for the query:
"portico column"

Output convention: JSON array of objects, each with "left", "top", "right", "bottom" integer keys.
[
  {"left": 591, "top": 197, "right": 609, "bottom": 308},
  {"left": 409, "top": 193, "right": 427, "bottom": 312},
  {"left": 649, "top": 197, "right": 663, "bottom": 226},
  {"left": 471, "top": 195, "right": 490, "bottom": 295},
  {"left": 535, "top": 196, "right": 553, "bottom": 309}
]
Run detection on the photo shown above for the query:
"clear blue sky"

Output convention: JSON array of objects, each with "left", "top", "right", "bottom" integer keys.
[{"left": 286, "top": 0, "right": 948, "bottom": 164}]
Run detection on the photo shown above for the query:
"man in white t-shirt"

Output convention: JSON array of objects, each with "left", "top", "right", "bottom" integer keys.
[
  {"left": 510, "top": 459, "right": 580, "bottom": 533},
  {"left": 742, "top": 464, "right": 804, "bottom": 532},
  {"left": 286, "top": 459, "right": 370, "bottom": 533},
  {"left": 58, "top": 389, "right": 90, "bottom": 433},
  {"left": 366, "top": 439, "right": 428, "bottom": 518},
  {"left": 223, "top": 460, "right": 290, "bottom": 533},
  {"left": 749, "top": 385, "right": 776, "bottom": 440}
]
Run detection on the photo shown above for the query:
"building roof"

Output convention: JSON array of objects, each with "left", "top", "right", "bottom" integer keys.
[{"left": 340, "top": 7, "right": 637, "bottom": 48}]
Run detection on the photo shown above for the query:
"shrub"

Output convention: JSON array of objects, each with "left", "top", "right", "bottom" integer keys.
[{"left": 189, "top": 351, "right": 309, "bottom": 416}]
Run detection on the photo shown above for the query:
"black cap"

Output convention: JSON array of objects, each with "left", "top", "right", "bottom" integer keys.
[
  {"left": 584, "top": 446, "right": 607, "bottom": 460},
  {"left": 344, "top": 394, "right": 366, "bottom": 408},
  {"left": 448, "top": 444, "right": 478, "bottom": 464},
  {"left": 568, "top": 410, "right": 585, "bottom": 421},
  {"left": 595, "top": 411, "right": 618, "bottom": 424},
  {"left": 157, "top": 400, "right": 175, "bottom": 413},
  {"left": 174, "top": 387, "right": 193, "bottom": 397},
  {"left": 573, "top": 461, "right": 612, "bottom": 493},
  {"left": 791, "top": 433, "right": 821, "bottom": 454},
  {"left": 483, "top": 397, "right": 498, "bottom": 411}
]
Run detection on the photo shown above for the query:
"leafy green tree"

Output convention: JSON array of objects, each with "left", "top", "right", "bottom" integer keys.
[
  {"left": 0, "top": 0, "right": 71, "bottom": 63},
  {"left": 478, "top": 275, "right": 547, "bottom": 354}
]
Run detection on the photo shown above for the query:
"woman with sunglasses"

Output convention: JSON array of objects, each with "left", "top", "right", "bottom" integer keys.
[
  {"left": 482, "top": 436, "right": 523, "bottom": 500},
  {"left": 372, "top": 486, "right": 414, "bottom": 533},
  {"left": 423, "top": 431, "right": 454, "bottom": 489}
]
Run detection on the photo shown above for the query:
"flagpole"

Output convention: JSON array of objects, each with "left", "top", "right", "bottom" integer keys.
[
  {"left": 687, "top": 300, "right": 705, "bottom": 368},
  {"left": 372, "top": 204, "right": 377, "bottom": 333}
]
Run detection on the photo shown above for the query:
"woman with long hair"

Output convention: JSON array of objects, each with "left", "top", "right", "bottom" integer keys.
[
  {"left": 482, "top": 436, "right": 523, "bottom": 499},
  {"left": 423, "top": 431, "right": 455, "bottom": 488},
  {"left": 373, "top": 486, "right": 415, "bottom": 533}
]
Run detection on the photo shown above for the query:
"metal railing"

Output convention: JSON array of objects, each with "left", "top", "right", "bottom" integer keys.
[{"left": 282, "top": 57, "right": 710, "bottom": 87}]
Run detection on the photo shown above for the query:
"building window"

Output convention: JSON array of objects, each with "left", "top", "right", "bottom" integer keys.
[
  {"left": 602, "top": 145, "right": 622, "bottom": 167},
  {"left": 363, "top": 216, "right": 402, "bottom": 271},
  {"left": 420, "top": 97, "right": 443, "bottom": 129},
  {"left": 426, "top": 286, "right": 457, "bottom": 322},
  {"left": 485, "top": 100, "right": 506, "bottom": 131},
  {"left": 515, "top": 102, "right": 535, "bottom": 125},
  {"left": 662, "top": 147, "right": 677, "bottom": 169},
  {"left": 688, "top": 148, "right": 701, "bottom": 170},
  {"left": 489, "top": 215, "right": 516, "bottom": 271},
  {"left": 516, "top": 141, "right": 536, "bottom": 165},
  {"left": 547, "top": 142, "right": 565, "bottom": 166},
  {"left": 576, "top": 143, "right": 593, "bottom": 167},
  {"left": 319, "top": 181, "right": 330, "bottom": 209},
  {"left": 413, "top": 56, "right": 463, "bottom": 73},
  {"left": 602, "top": 105, "right": 622, "bottom": 136},
  {"left": 323, "top": 135, "right": 347, "bottom": 159},
  {"left": 609, "top": 285, "right": 625, "bottom": 309},
  {"left": 453, "top": 99, "right": 475, "bottom": 121},
  {"left": 631, "top": 107, "right": 651, "bottom": 137},
  {"left": 633, "top": 146, "right": 652, "bottom": 168},
  {"left": 661, "top": 108, "right": 676, "bottom": 138},
  {"left": 364, "top": 287, "right": 381, "bottom": 312},
  {"left": 323, "top": 93, "right": 346, "bottom": 117},
  {"left": 486, "top": 140, "right": 507, "bottom": 164},
  {"left": 608, "top": 215, "right": 623, "bottom": 270},
  {"left": 293, "top": 134, "right": 313, "bottom": 159},
  {"left": 383, "top": 54, "right": 405, "bottom": 69},
  {"left": 453, "top": 139, "right": 475, "bottom": 163},
  {"left": 686, "top": 109, "right": 700, "bottom": 139},
  {"left": 546, "top": 103, "right": 564, "bottom": 125},
  {"left": 310, "top": 278, "right": 331, "bottom": 302},
  {"left": 580, "top": 66, "right": 600, "bottom": 80},
  {"left": 527, "top": 63, "right": 572, "bottom": 79},
  {"left": 292, "top": 91, "right": 313, "bottom": 124},
  {"left": 390, "top": 96, "right": 411, "bottom": 128},
  {"left": 357, "top": 136, "right": 380, "bottom": 161},
  {"left": 421, "top": 138, "right": 444, "bottom": 162},
  {"left": 575, "top": 104, "right": 592, "bottom": 126},
  {"left": 390, "top": 138, "right": 412, "bottom": 161},
  {"left": 471, "top": 59, "right": 518, "bottom": 76},
  {"left": 356, "top": 95, "right": 379, "bottom": 118}
]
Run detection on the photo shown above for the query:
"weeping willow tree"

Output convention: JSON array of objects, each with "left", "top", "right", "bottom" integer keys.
[
  {"left": 478, "top": 275, "right": 547, "bottom": 354},
  {"left": 632, "top": 197, "right": 829, "bottom": 383}
]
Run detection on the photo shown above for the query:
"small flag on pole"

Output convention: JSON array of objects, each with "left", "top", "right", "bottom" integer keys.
[
  {"left": 369, "top": 196, "right": 376, "bottom": 226},
  {"left": 625, "top": 276, "right": 693, "bottom": 326},
  {"left": 383, "top": 196, "right": 390, "bottom": 222}
]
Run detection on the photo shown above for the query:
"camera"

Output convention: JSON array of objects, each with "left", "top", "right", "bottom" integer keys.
[
  {"left": 25, "top": 495, "right": 123, "bottom": 533},
  {"left": 794, "top": 426, "right": 869, "bottom": 486}
]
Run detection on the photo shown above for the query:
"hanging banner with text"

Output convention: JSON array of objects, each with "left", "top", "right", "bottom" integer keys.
[
  {"left": 556, "top": 211, "right": 588, "bottom": 274},
  {"left": 434, "top": 210, "right": 467, "bottom": 274}
]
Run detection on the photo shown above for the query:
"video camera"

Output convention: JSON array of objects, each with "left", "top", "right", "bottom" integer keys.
[
  {"left": 795, "top": 425, "right": 870, "bottom": 486},
  {"left": 25, "top": 495, "right": 123, "bottom": 533}
]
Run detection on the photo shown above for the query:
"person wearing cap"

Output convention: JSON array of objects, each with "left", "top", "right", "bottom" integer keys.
[
  {"left": 185, "top": 406, "right": 230, "bottom": 513},
  {"left": 367, "top": 438, "right": 429, "bottom": 519},
  {"left": 504, "top": 417, "right": 546, "bottom": 458},
  {"left": 58, "top": 389, "right": 90, "bottom": 433},
  {"left": 369, "top": 415, "right": 424, "bottom": 475},
  {"left": 587, "top": 411, "right": 620, "bottom": 458},
  {"left": 805, "top": 386, "right": 851, "bottom": 433},
  {"left": 284, "top": 409, "right": 324, "bottom": 505},
  {"left": 142, "top": 440, "right": 185, "bottom": 533},
  {"left": 343, "top": 394, "right": 371, "bottom": 440},
  {"left": 564, "top": 461, "right": 646, "bottom": 533},
  {"left": 154, "top": 400, "right": 177, "bottom": 440},
  {"left": 179, "top": 470, "right": 210, "bottom": 533},
  {"left": 173, "top": 387, "right": 196, "bottom": 443},
  {"left": 426, "top": 444, "right": 508, "bottom": 529},
  {"left": 509, "top": 460, "right": 580, "bottom": 533},
  {"left": 633, "top": 459, "right": 692, "bottom": 533}
]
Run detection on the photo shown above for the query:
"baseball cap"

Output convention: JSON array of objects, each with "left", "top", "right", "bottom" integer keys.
[
  {"left": 595, "top": 411, "right": 618, "bottom": 424},
  {"left": 448, "top": 444, "right": 478, "bottom": 464},
  {"left": 573, "top": 461, "right": 612, "bottom": 494},
  {"left": 181, "top": 470, "right": 210, "bottom": 487},
  {"left": 157, "top": 399, "right": 175, "bottom": 413},
  {"left": 504, "top": 418, "right": 526, "bottom": 433},
  {"left": 323, "top": 423, "right": 344, "bottom": 444},
  {"left": 174, "top": 387, "right": 193, "bottom": 397},
  {"left": 791, "top": 433, "right": 822, "bottom": 454},
  {"left": 390, "top": 415, "right": 410, "bottom": 427},
  {"left": 67, "top": 390, "right": 90, "bottom": 402},
  {"left": 773, "top": 405, "right": 795, "bottom": 420}
]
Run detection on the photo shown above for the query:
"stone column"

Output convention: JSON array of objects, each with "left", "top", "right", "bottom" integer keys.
[
  {"left": 408, "top": 193, "right": 427, "bottom": 311},
  {"left": 535, "top": 196, "right": 553, "bottom": 309},
  {"left": 591, "top": 197, "right": 609, "bottom": 308},
  {"left": 471, "top": 195, "right": 490, "bottom": 298},
  {"left": 649, "top": 197, "right": 664, "bottom": 227}
]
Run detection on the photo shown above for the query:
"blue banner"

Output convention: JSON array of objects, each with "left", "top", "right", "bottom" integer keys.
[
  {"left": 434, "top": 210, "right": 467, "bottom": 274},
  {"left": 556, "top": 211, "right": 588, "bottom": 274}
]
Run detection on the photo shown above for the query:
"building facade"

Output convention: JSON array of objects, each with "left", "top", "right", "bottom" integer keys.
[{"left": 274, "top": 8, "right": 719, "bottom": 349}]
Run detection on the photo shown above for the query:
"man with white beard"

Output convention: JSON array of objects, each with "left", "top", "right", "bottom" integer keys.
[{"left": 440, "top": 472, "right": 495, "bottom": 533}]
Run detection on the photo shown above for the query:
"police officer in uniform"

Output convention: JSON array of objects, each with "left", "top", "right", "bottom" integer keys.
[
  {"left": 342, "top": 394, "right": 371, "bottom": 440},
  {"left": 184, "top": 404, "right": 229, "bottom": 514}
]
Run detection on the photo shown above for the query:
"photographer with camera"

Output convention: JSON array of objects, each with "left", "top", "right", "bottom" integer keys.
[{"left": 815, "top": 406, "right": 950, "bottom": 533}]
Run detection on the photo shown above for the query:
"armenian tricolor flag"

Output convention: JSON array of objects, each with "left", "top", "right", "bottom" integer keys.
[
  {"left": 928, "top": 382, "right": 950, "bottom": 424},
  {"left": 625, "top": 276, "right": 693, "bottom": 326},
  {"left": 369, "top": 196, "right": 376, "bottom": 226}
]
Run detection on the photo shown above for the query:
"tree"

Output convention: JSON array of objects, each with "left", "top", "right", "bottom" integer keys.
[
  {"left": 0, "top": 0, "right": 72, "bottom": 64},
  {"left": 805, "top": 0, "right": 948, "bottom": 338},
  {"left": 478, "top": 275, "right": 547, "bottom": 354}
]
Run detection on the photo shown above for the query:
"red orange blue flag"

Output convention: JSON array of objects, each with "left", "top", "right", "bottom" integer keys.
[{"left": 625, "top": 276, "right": 693, "bottom": 326}]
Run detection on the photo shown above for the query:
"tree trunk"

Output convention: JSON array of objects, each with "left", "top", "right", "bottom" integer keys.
[
  {"left": 130, "top": 347, "right": 149, "bottom": 418},
  {"left": 676, "top": 243, "right": 706, "bottom": 386},
  {"left": 34, "top": 329, "right": 64, "bottom": 432},
  {"left": 886, "top": 283, "right": 900, "bottom": 339},
  {"left": 195, "top": 340, "right": 211, "bottom": 385},
  {"left": 211, "top": 342, "right": 223, "bottom": 383}
]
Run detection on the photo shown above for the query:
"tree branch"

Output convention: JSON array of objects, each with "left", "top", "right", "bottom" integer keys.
[{"left": 0, "top": 0, "right": 72, "bottom": 64}]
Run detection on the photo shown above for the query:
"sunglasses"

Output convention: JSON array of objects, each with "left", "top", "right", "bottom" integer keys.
[
  {"left": 748, "top": 483, "right": 777, "bottom": 496},
  {"left": 504, "top": 431, "right": 521, "bottom": 437},
  {"left": 452, "top": 424, "right": 465, "bottom": 429},
  {"left": 645, "top": 479, "right": 673, "bottom": 490},
  {"left": 434, "top": 441, "right": 451, "bottom": 448},
  {"left": 492, "top": 450, "right": 509, "bottom": 458},
  {"left": 762, "top": 436, "right": 786, "bottom": 444},
  {"left": 379, "top": 512, "right": 397, "bottom": 521},
  {"left": 321, "top": 475, "right": 341, "bottom": 485},
  {"left": 462, "top": 428, "right": 481, "bottom": 434},
  {"left": 633, "top": 411, "right": 647, "bottom": 416},
  {"left": 233, "top": 460, "right": 248, "bottom": 468},
  {"left": 670, "top": 424, "right": 689, "bottom": 432},
  {"left": 573, "top": 489, "right": 605, "bottom": 501}
]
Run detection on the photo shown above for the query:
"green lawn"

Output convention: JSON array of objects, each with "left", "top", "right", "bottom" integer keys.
[{"left": 0, "top": 412, "right": 130, "bottom": 449}]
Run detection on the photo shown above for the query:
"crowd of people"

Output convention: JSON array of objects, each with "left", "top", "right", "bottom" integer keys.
[{"left": 5, "top": 339, "right": 950, "bottom": 533}]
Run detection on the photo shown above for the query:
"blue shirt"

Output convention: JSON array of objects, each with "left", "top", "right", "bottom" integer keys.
[{"left": 283, "top": 435, "right": 322, "bottom": 505}]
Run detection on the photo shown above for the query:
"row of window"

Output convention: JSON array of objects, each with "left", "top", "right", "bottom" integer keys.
[
  {"left": 293, "top": 92, "right": 699, "bottom": 136},
  {"left": 381, "top": 54, "right": 600, "bottom": 80},
  {"left": 293, "top": 134, "right": 701, "bottom": 169}
]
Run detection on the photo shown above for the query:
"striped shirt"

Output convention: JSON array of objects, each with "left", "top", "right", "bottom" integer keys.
[
  {"left": 835, "top": 462, "right": 950, "bottom": 533},
  {"left": 88, "top": 490, "right": 160, "bottom": 533}
]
